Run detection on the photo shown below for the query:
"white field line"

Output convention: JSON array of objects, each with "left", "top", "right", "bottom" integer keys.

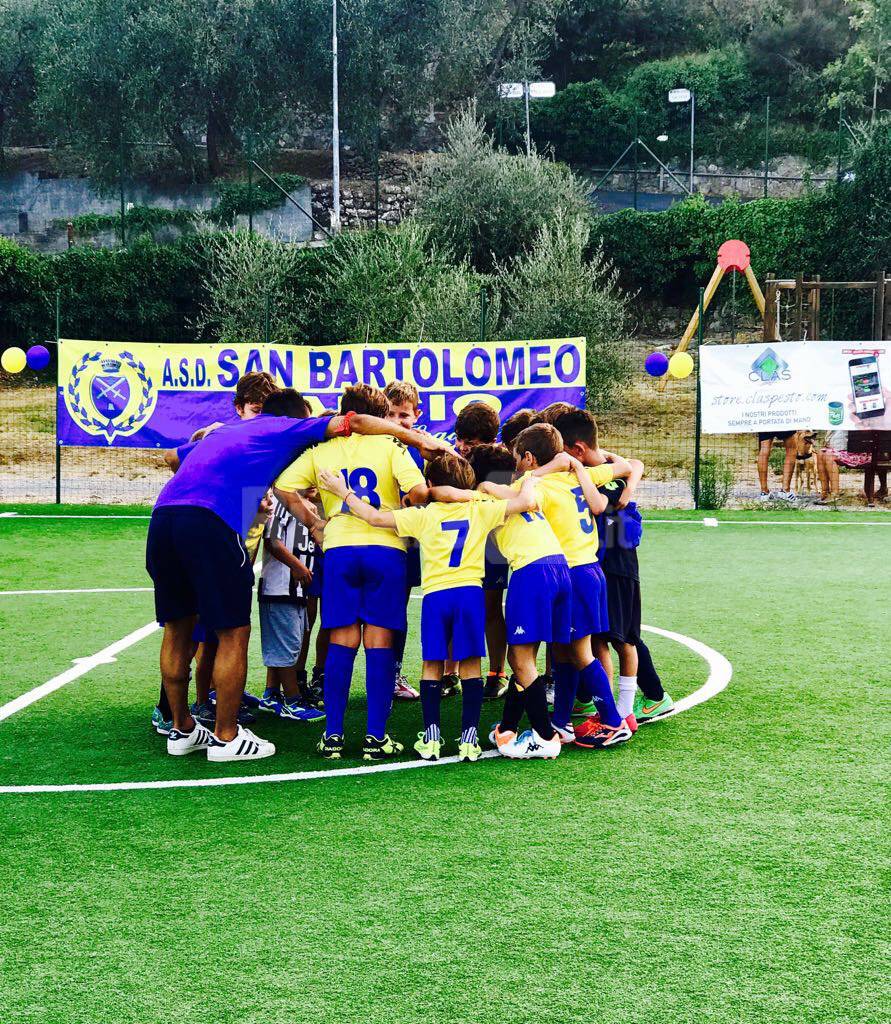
[
  {"left": 0, "top": 622, "right": 731, "bottom": 795},
  {"left": 646, "top": 518, "right": 891, "bottom": 526},
  {"left": 0, "top": 587, "right": 153, "bottom": 596},
  {"left": 0, "top": 513, "right": 150, "bottom": 519},
  {"left": 2, "top": 511, "right": 889, "bottom": 526},
  {"left": 0, "top": 622, "right": 160, "bottom": 725}
]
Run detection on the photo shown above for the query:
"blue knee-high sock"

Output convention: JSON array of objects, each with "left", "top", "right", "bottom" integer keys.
[
  {"left": 324, "top": 643, "right": 357, "bottom": 737},
  {"left": 552, "top": 662, "right": 579, "bottom": 728},
  {"left": 420, "top": 680, "right": 441, "bottom": 738},
  {"left": 580, "top": 659, "right": 621, "bottom": 727},
  {"left": 576, "top": 673, "right": 593, "bottom": 702},
  {"left": 460, "top": 677, "right": 484, "bottom": 743},
  {"left": 365, "top": 648, "right": 396, "bottom": 740}
]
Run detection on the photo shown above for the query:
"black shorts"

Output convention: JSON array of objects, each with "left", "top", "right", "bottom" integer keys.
[
  {"left": 146, "top": 506, "right": 255, "bottom": 632},
  {"left": 758, "top": 431, "right": 795, "bottom": 444},
  {"left": 483, "top": 536, "right": 508, "bottom": 591},
  {"left": 604, "top": 573, "right": 641, "bottom": 646}
]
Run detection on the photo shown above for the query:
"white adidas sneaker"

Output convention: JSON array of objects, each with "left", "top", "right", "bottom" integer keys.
[
  {"left": 502, "top": 728, "right": 561, "bottom": 760},
  {"left": 206, "top": 725, "right": 276, "bottom": 763},
  {"left": 167, "top": 722, "right": 214, "bottom": 756}
]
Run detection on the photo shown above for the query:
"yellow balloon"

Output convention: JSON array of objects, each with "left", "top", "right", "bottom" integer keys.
[
  {"left": 668, "top": 351, "right": 694, "bottom": 379},
  {"left": 1, "top": 346, "right": 27, "bottom": 374}
]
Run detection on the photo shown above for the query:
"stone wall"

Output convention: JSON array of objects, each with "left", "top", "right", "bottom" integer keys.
[{"left": 310, "top": 180, "right": 415, "bottom": 231}]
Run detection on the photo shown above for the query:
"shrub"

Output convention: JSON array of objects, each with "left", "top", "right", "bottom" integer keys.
[
  {"left": 692, "top": 452, "right": 736, "bottom": 509},
  {"left": 60, "top": 207, "right": 201, "bottom": 236},
  {"left": 499, "top": 209, "right": 631, "bottom": 410},
  {"left": 191, "top": 231, "right": 308, "bottom": 345},
  {"left": 414, "top": 104, "right": 591, "bottom": 272},
  {"left": 209, "top": 173, "right": 307, "bottom": 227},
  {"left": 313, "top": 221, "right": 496, "bottom": 347}
]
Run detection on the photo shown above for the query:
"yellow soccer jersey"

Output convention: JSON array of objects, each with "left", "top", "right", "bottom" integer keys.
[
  {"left": 492, "top": 481, "right": 565, "bottom": 572},
  {"left": 391, "top": 499, "right": 507, "bottom": 594},
  {"left": 527, "top": 465, "right": 614, "bottom": 568},
  {"left": 276, "top": 435, "right": 425, "bottom": 552}
]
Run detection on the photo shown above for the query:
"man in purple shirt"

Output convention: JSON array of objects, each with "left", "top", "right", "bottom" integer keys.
[{"left": 147, "top": 387, "right": 449, "bottom": 764}]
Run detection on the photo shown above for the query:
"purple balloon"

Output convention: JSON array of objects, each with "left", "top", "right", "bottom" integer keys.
[
  {"left": 645, "top": 351, "right": 669, "bottom": 377},
  {"left": 26, "top": 344, "right": 50, "bottom": 371}
]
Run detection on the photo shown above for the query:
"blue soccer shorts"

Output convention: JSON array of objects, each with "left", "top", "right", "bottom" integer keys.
[
  {"left": 505, "top": 555, "right": 572, "bottom": 645},
  {"left": 420, "top": 585, "right": 486, "bottom": 662},
  {"left": 321, "top": 545, "right": 407, "bottom": 631},
  {"left": 569, "top": 561, "right": 610, "bottom": 639}
]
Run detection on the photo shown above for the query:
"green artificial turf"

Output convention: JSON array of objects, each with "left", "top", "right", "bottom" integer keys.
[{"left": 0, "top": 507, "right": 888, "bottom": 1024}]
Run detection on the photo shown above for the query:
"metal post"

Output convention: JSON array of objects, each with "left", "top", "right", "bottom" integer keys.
[
  {"left": 119, "top": 128, "right": 126, "bottom": 245},
  {"left": 264, "top": 293, "right": 271, "bottom": 345},
  {"left": 632, "top": 113, "right": 639, "bottom": 210},
  {"left": 763, "top": 95, "right": 770, "bottom": 198},
  {"left": 836, "top": 101, "right": 844, "bottom": 183},
  {"left": 331, "top": 0, "right": 341, "bottom": 232},
  {"left": 689, "top": 92, "right": 695, "bottom": 194},
  {"left": 247, "top": 133, "right": 254, "bottom": 235},
  {"left": 54, "top": 289, "right": 61, "bottom": 504},
  {"left": 479, "top": 285, "right": 489, "bottom": 343},
  {"left": 374, "top": 122, "right": 380, "bottom": 229},
  {"left": 692, "top": 286, "right": 704, "bottom": 510},
  {"left": 524, "top": 81, "right": 531, "bottom": 157}
]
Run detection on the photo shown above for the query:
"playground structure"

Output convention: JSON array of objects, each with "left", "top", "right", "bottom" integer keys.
[
  {"left": 673, "top": 240, "right": 891, "bottom": 348},
  {"left": 763, "top": 272, "right": 891, "bottom": 342}
]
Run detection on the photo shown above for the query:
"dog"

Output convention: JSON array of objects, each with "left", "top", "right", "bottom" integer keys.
[{"left": 792, "top": 430, "right": 819, "bottom": 494}]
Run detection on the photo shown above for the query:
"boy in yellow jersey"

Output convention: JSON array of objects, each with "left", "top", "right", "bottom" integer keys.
[
  {"left": 383, "top": 380, "right": 424, "bottom": 701},
  {"left": 454, "top": 402, "right": 509, "bottom": 700},
  {"left": 319, "top": 452, "right": 536, "bottom": 762},
  {"left": 463, "top": 444, "right": 577, "bottom": 758},
  {"left": 275, "top": 384, "right": 429, "bottom": 761},
  {"left": 507, "top": 422, "right": 634, "bottom": 749}
]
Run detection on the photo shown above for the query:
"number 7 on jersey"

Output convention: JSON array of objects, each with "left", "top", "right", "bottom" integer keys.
[{"left": 441, "top": 520, "right": 470, "bottom": 567}]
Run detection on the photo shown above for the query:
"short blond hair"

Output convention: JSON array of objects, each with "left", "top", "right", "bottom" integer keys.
[{"left": 384, "top": 380, "right": 420, "bottom": 408}]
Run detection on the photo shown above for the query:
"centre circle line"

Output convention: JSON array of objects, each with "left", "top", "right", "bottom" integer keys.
[{"left": 0, "top": 623, "right": 731, "bottom": 795}]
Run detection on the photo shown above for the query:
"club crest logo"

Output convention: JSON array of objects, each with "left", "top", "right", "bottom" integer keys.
[
  {"left": 65, "top": 350, "right": 156, "bottom": 443},
  {"left": 749, "top": 347, "right": 791, "bottom": 383}
]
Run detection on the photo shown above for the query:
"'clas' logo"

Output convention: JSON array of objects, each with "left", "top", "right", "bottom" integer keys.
[
  {"left": 749, "top": 347, "right": 791, "bottom": 383},
  {"left": 65, "top": 350, "right": 156, "bottom": 443}
]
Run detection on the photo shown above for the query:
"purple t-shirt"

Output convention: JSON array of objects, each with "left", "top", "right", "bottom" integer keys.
[{"left": 154, "top": 414, "right": 331, "bottom": 538}]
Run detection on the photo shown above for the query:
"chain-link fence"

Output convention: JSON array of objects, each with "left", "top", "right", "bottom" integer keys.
[{"left": 3, "top": 343, "right": 888, "bottom": 511}]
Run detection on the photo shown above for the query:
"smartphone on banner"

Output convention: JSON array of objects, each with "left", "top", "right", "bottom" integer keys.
[{"left": 848, "top": 355, "right": 885, "bottom": 418}]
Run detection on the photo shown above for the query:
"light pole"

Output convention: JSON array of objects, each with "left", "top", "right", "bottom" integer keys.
[
  {"left": 331, "top": 0, "right": 341, "bottom": 233},
  {"left": 497, "top": 81, "right": 556, "bottom": 156},
  {"left": 656, "top": 133, "right": 668, "bottom": 192},
  {"left": 668, "top": 87, "right": 695, "bottom": 194}
]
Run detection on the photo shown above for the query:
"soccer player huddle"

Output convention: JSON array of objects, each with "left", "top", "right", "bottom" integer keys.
[{"left": 147, "top": 371, "right": 674, "bottom": 766}]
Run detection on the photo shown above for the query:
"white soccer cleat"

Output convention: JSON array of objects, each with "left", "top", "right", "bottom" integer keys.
[
  {"left": 552, "top": 722, "right": 575, "bottom": 745},
  {"left": 166, "top": 722, "right": 214, "bottom": 756},
  {"left": 501, "top": 728, "right": 561, "bottom": 760},
  {"left": 206, "top": 725, "right": 276, "bottom": 762}
]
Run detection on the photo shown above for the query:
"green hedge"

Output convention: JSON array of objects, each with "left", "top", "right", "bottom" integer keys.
[{"left": 590, "top": 127, "right": 891, "bottom": 316}]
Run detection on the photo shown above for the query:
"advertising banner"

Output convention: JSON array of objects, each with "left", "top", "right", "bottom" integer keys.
[
  {"left": 700, "top": 340, "right": 890, "bottom": 434},
  {"left": 57, "top": 338, "right": 586, "bottom": 448}
]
